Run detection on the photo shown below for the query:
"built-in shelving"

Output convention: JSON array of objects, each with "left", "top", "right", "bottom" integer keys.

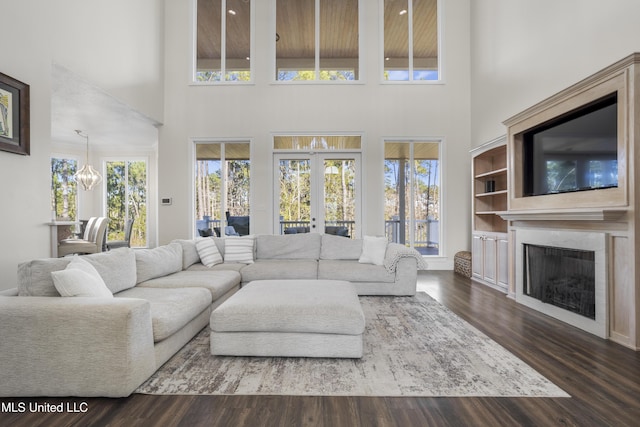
[
  {"left": 471, "top": 137, "right": 509, "bottom": 293},
  {"left": 472, "top": 143, "right": 508, "bottom": 233}
]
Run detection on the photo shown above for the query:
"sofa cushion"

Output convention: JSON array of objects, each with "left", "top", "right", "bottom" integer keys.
[
  {"left": 320, "top": 234, "right": 362, "bottom": 260},
  {"left": 358, "top": 236, "right": 388, "bottom": 265},
  {"left": 256, "top": 233, "right": 322, "bottom": 260},
  {"left": 17, "top": 248, "right": 137, "bottom": 296},
  {"left": 172, "top": 238, "right": 226, "bottom": 269},
  {"left": 51, "top": 257, "right": 113, "bottom": 298},
  {"left": 137, "top": 270, "right": 241, "bottom": 300},
  {"left": 86, "top": 248, "right": 138, "bottom": 294},
  {"left": 186, "top": 262, "right": 245, "bottom": 273},
  {"left": 318, "top": 260, "right": 395, "bottom": 283},
  {"left": 223, "top": 235, "right": 255, "bottom": 264},
  {"left": 240, "top": 259, "right": 318, "bottom": 282},
  {"left": 116, "top": 287, "right": 212, "bottom": 342},
  {"left": 135, "top": 243, "right": 183, "bottom": 284},
  {"left": 195, "top": 238, "right": 223, "bottom": 267}
]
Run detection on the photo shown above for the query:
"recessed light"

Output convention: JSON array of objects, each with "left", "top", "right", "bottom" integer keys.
[
  {"left": 228, "top": 9, "right": 236, "bottom": 15},
  {"left": 399, "top": 9, "right": 407, "bottom": 15}
]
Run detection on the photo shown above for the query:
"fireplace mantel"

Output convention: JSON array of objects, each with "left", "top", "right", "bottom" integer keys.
[{"left": 500, "top": 209, "right": 627, "bottom": 222}]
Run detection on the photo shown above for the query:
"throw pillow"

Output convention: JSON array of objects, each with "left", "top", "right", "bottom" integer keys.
[
  {"left": 224, "top": 235, "right": 255, "bottom": 264},
  {"left": 195, "top": 237, "right": 223, "bottom": 267},
  {"left": 51, "top": 257, "right": 113, "bottom": 298},
  {"left": 358, "top": 236, "right": 388, "bottom": 266}
]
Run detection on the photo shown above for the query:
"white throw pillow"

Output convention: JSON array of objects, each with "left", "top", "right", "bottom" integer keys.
[
  {"left": 51, "top": 257, "right": 113, "bottom": 298},
  {"left": 224, "top": 235, "right": 255, "bottom": 264},
  {"left": 358, "top": 236, "right": 388, "bottom": 266},
  {"left": 195, "top": 237, "right": 223, "bottom": 267}
]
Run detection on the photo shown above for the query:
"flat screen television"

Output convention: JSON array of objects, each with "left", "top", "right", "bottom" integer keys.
[{"left": 522, "top": 93, "right": 618, "bottom": 197}]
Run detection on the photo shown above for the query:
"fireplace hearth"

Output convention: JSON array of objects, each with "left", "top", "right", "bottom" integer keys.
[
  {"left": 523, "top": 244, "right": 595, "bottom": 319},
  {"left": 514, "top": 229, "right": 607, "bottom": 338}
]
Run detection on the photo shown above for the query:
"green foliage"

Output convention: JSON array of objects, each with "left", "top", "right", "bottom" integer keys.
[
  {"left": 106, "top": 160, "right": 147, "bottom": 247},
  {"left": 51, "top": 158, "right": 78, "bottom": 220}
]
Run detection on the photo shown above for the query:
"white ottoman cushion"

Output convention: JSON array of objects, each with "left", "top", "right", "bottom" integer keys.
[{"left": 210, "top": 279, "right": 365, "bottom": 358}]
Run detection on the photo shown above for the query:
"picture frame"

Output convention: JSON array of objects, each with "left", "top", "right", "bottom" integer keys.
[{"left": 0, "top": 72, "right": 30, "bottom": 155}]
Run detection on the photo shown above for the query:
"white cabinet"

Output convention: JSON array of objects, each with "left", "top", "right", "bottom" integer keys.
[{"left": 472, "top": 232, "right": 508, "bottom": 292}]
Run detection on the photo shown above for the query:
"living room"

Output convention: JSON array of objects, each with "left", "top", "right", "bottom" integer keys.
[{"left": 2, "top": 0, "right": 640, "bottom": 425}]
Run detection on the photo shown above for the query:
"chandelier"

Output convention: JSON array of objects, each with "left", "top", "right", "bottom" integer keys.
[{"left": 73, "top": 130, "right": 102, "bottom": 191}]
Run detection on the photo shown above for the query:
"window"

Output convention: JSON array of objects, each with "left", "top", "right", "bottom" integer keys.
[
  {"left": 194, "top": 141, "right": 250, "bottom": 236},
  {"left": 384, "top": 140, "right": 440, "bottom": 255},
  {"left": 195, "top": 0, "right": 253, "bottom": 82},
  {"left": 383, "top": 0, "right": 439, "bottom": 82},
  {"left": 276, "top": 0, "right": 360, "bottom": 81},
  {"left": 105, "top": 160, "right": 148, "bottom": 247},
  {"left": 51, "top": 156, "right": 78, "bottom": 221}
]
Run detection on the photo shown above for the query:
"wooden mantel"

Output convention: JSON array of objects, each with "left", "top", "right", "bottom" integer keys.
[
  {"left": 499, "top": 209, "right": 627, "bottom": 222},
  {"left": 502, "top": 53, "right": 640, "bottom": 350}
]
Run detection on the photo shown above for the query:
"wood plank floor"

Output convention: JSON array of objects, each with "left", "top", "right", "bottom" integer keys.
[{"left": 2, "top": 271, "right": 640, "bottom": 426}]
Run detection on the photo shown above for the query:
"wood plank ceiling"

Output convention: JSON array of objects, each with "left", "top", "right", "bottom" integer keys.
[{"left": 196, "top": 0, "right": 438, "bottom": 65}]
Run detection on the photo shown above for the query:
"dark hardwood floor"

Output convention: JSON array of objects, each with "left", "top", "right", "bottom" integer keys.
[{"left": 2, "top": 271, "right": 639, "bottom": 426}]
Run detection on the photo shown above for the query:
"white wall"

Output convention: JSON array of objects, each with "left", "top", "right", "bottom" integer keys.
[
  {"left": 159, "top": 0, "right": 472, "bottom": 269},
  {"left": 0, "top": 0, "right": 164, "bottom": 290},
  {"left": 470, "top": 0, "right": 640, "bottom": 146}
]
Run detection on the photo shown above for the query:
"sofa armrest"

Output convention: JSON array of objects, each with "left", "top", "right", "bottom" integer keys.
[
  {"left": 0, "top": 296, "right": 156, "bottom": 397},
  {"left": 383, "top": 243, "right": 428, "bottom": 273}
]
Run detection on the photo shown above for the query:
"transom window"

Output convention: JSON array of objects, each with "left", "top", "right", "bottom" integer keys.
[
  {"left": 276, "top": 0, "right": 360, "bottom": 81},
  {"left": 194, "top": 0, "right": 253, "bottom": 83},
  {"left": 383, "top": 0, "right": 440, "bottom": 82}
]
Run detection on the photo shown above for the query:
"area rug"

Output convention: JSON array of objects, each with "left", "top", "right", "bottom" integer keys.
[{"left": 136, "top": 292, "right": 569, "bottom": 397}]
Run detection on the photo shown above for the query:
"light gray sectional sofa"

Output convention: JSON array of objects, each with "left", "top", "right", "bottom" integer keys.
[
  {"left": 0, "top": 233, "right": 425, "bottom": 397},
  {"left": 179, "top": 233, "right": 425, "bottom": 296}
]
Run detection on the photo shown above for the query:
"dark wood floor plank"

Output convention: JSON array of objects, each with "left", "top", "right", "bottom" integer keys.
[{"left": 2, "top": 271, "right": 640, "bottom": 426}]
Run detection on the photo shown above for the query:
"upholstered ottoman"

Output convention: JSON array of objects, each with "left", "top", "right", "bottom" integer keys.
[{"left": 209, "top": 279, "right": 365, "bottom": 358}]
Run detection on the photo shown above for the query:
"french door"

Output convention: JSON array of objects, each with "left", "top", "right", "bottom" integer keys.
[{"left": 274, "top": 152, "right": 361, "bottom": 238}]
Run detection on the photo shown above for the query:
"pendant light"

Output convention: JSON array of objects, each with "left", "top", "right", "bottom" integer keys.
[{"left": 73, "top": 130, "right": 102, "bottom": 191}]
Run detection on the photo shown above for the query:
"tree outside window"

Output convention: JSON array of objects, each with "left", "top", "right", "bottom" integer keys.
[
  {"left": 195, "top": 142, "right": 250, "bottom": 236},
  {"left": 51, "top": 157, "right": 78, "bottom": 221},
  {"left": 105, "top": 160, "right": 147, "bottom": 247},
  {"left": 384, "top": 140, "right": 440, "bottom": 255}
]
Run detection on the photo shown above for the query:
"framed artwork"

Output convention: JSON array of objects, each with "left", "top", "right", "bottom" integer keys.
[{"left": 0, "top": 72, "right": 30, "bottom": 155}]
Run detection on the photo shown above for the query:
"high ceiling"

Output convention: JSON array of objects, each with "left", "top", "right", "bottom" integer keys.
[{"left": 51, "top": 64, "right": 160, "bottom": 150}]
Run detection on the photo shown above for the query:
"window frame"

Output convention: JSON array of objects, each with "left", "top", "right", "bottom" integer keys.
[
  {"left": 383, "top": 138, "right": 443, "bottom": 256},
  {"left": 191, "top": 138, "right": 252, "bottom": 238},
  {"left": 50, "top": 153, "right": 81, "bottom": 222},
  {"left": 102, "top": 156, "right": 149, "bottom": 248},
  {"left": 272, "top": 0, "right": 364, "bottom": 84},
  {"left": 380, "top": 0, "right": 443, "bottom": 84},
  {"left": 191, "top": 0, "right": 256, "bottom": 85}
]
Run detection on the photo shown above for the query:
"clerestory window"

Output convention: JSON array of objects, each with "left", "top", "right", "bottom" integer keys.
[
  {"left": 383, "top": 0, "right": 440, "bottom": 82},
  {"left": 194, "top": 0, "right": 253, "bottom": 83},
  {"left": 275, "top": 0, "right": 361, "bottom": 82}
]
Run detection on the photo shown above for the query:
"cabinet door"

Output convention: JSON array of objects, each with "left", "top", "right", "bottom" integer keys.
[
  {"left": 472, "top": 234, "right": 484, "bottom": 279},
  {"left": 483, "top": 235, "right": 497, "bottom": 285},
  {"left": 497, "top": 237, "right": 509, "bottom": 290}
]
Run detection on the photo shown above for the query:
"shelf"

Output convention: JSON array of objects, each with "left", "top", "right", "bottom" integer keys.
[
  {"left": 476, "top": 211, "right": 508, "bottom": 216},
  {"left": 474, "top": 167, "right": 508, "bottom": 180},
  {"left": 475, "top": 190, "right": 508, "bottom": 198}
]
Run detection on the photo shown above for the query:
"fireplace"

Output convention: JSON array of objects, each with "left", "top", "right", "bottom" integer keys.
[
  {"left": 523, "top": 244, "right": 595, "bottom": 319},
  {"left": 515, "top": 229, "right": 608, "bottom": 338}
]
